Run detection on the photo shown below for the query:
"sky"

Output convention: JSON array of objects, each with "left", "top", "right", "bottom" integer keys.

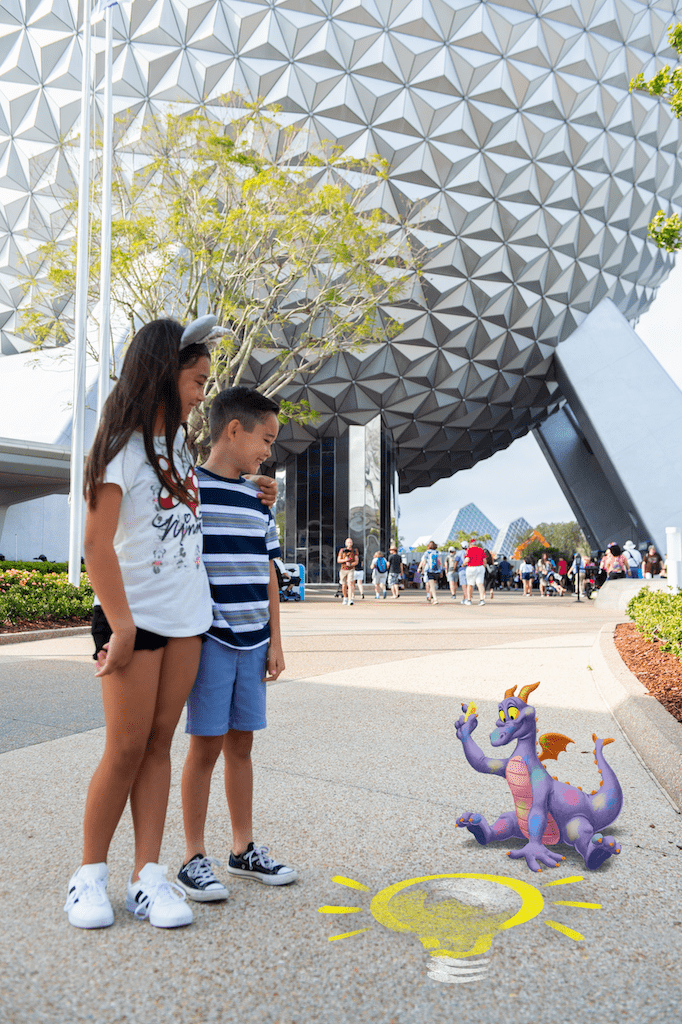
[{"left": 398, "top": 262, "right": 682, "bottom": 547}]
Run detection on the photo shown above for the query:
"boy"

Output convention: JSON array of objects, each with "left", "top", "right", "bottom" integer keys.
[{"left": 177, "top": 387, "right": 296, "bottom": 900}]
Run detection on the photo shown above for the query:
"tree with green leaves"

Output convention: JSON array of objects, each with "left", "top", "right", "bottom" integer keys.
[
  {"left": 21, "top": 99, "right": 419, "bottom": 449},
  {"left": 631, "top": 24, "right": 682, "bottom": 251},
  {"left": 517, "top": 521, "right": 589, "bottom": 560}
]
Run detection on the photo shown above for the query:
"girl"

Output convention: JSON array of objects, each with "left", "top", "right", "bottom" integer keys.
[{"left": 64, "top": 316, "right": 273, "bottom": 930}]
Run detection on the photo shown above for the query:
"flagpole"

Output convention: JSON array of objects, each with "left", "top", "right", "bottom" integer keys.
[
  {"left": 68, "top": 0, "right": 94, "bottom": 588},
  {"left": 97, "top": 1, "right": 114, "bottom": 424}
]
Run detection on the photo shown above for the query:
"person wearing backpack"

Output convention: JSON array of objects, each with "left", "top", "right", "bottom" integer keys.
[
  {"left": 418, "top": 541, "right": 442, "bottom": 605},
  {"left": 371, "top": 551, "right": 389, "bottom": 599}
]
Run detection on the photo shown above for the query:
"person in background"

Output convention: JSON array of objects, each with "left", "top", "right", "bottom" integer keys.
[
  {"left": 354, "top": 547, "right": 365, "bottom": 600},
  {"left": 407, "top": 558, "right": 419, "bottom": 589},
  {"left": 623, "top": 541, "right": 642, "bottom": 578},
  {"left": 337, "top": 537, "right": 359, "bottom": 606},
  {"left": 445, "top": 547, "right": 459, "bottom": 600},
  {"left": 519, "top": 555, "right": 535, "bottom": 596},
  {"left": 387, "top": 545, "right": 404, "bottom": 599},
  {"left": 371, "top": 550, "right": 388, "bottom": 599},
  {"left": 458, "top": 541, "right": 469, "bottom": 602},
  {"left": 602, "top": 543, "right": 628, "bottom": 581},
  {"left": 463, "top": 537, "right": 487, "bottom": 606},
  {"left": 537, "top": 552, "right": 555, "bottom": 597},
  {"left": 498, "top": 556, "right": 513, "bottom": 590},
  {"left": 484, "top": 549, "right": 498, "bottom": 600},
  {"left": 419, "top": 541, "right": 442, "bottom": 605},
  {"left": 568, "top": 552, "right": 586, "bottom": 595},
  {"left": 642, "top": 544, "right": 663, "bottom": 579}
]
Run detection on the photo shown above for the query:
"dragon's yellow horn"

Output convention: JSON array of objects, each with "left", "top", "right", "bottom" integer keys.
[
  {"left": 519, "top": 681, "right": 540, "bottom": 704},
  {"left": 504, "top": 685, "right": 517, "bottom": 699}
]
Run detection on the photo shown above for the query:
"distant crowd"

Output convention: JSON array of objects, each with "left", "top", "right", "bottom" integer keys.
[{"left": 336, "top": 536, "right": 667, "bottom": 605}]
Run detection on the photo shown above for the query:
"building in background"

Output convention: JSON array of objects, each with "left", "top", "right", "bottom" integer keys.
[
  {"left": 444, "top": 504, "right": 499, "bottom": 544},
  {"left": 2, "top": 1, "right": 682, "bottom": 574},
  {"left": 493, "top": 519, "right": 534, "bottom": 559}
]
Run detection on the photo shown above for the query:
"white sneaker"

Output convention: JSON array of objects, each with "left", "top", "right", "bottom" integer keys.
[
  {"left": 462, "top": 599, "right": 471, "bottom": 605},
  {"left": 478, "top": 600, "right": 485, "bottom": 605},
  {"left": 126, "top": 863, "right": 193, "bottom": 928},
  {"left": 342, "top": 598, "right": 347, "bottom": 605},
  {"left": 64, "top": 863, "right": 114, "bottom": 929},
  {"left": 349, "top": 599, "right": 354, "bottom": 605}
]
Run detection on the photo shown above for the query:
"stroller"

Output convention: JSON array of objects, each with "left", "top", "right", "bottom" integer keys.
[{"left": 583, "top": 562, "right": 606, "bottom": 600}]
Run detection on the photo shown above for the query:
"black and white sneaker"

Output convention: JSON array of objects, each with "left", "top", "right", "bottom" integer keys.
[
  {"left": 177, "top": 855, "right": 228, "bottom": 902},
  {"left": 227, "top": 843, "right": 297, "bottom": 886}
]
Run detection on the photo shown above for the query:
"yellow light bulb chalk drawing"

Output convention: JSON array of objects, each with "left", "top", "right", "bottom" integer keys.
[{"left": 319, "top": 873, "right": 602, "bottom": 985}]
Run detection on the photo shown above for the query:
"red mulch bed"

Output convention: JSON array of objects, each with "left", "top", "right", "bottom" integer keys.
[
  {"left": 0, "top": 616, "right": 91, "bottom": 634},
  {"left": 614, "top": 622, "right": 682, "bottom": 726}
]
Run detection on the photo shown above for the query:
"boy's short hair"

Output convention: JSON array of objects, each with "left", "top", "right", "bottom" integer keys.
[{"left": 210, "top": 386, "right": 280, "bottom": 444}]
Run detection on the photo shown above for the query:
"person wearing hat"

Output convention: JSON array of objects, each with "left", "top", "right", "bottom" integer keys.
[
  {"left": 445, "top": 546, "right": 461, "bottom": 600},
  {"left": 623, "top": 541, "right": 642, "bottom": 578}
]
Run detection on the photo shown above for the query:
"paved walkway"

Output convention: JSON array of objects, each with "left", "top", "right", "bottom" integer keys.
[{"left": 1, "top": 590, "right": 681, "bottom": 1023}]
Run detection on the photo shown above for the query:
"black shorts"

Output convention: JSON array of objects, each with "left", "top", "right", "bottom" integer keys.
[{"left": 91, "top": 605, "right": 169, "bottom": 660}]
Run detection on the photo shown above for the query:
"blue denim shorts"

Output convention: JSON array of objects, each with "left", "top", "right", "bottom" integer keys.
[{"left": 185, "top": 637, "right": 268, "bottom": 735}]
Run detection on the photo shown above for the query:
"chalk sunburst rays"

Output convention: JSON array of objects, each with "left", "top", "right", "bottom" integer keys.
[
  {"left": 541, "top": 875, "right": 603, "bottom": 941},
  {"left": 318, "top": 876, "right": 372, "bottom": 941},
  {"left": 318, "top": 873, "right": 603, "bottom": 980}
]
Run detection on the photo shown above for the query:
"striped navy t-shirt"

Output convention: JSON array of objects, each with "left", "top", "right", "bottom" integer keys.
[{"left": 198, "top": 467, "right": 281, "bottom": 650}]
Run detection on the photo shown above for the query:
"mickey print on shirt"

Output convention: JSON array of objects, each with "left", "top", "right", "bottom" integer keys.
[
  {"left": 157, "top": 456, "right": 200, "bottom": 516},
  {"left": 149, "top": 453, "right": 203, "bottom": 573}
]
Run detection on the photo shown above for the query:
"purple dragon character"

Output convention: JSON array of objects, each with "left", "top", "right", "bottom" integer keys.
[{"left": 454, "top": 682, "right": 623, "bottom": 872}]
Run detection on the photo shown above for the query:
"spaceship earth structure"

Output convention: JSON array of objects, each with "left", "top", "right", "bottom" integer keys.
[{"left": 1, "top": 0, "right": 682, "bottom": 490}]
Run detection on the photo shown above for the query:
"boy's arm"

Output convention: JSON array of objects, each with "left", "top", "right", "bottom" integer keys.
[
  {"left": 337, "top": 548, "right": 344, "bottom": 564},
  {"left": 266, "top": 559, "right": 285, "bottom": 681}
]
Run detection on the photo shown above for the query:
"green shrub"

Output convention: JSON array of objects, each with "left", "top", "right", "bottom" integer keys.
[
  {"left": 626, "top": 587, "right": 682, "bottom": 663},
  {"left": 0, "top": 568, "right": 93, "bottom": 625},
  {"left": 0, "top": 560, "right": 71, "bottom": 574}
]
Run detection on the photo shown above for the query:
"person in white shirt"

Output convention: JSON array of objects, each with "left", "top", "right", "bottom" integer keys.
[{"left": 519, "top": 557, "right": 535, "bottom": 596}]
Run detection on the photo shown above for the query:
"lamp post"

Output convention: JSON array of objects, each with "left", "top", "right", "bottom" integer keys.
[{"left": 68, "top": 0, "right": 94, "bottom": 588}]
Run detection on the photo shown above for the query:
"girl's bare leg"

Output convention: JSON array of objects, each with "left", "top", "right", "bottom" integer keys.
[
  {"left": 82, "top": 648, "right": 165, "bottom": 866},
  {"left": 129, "top": 636, "right": 203, "bottom": 880}
]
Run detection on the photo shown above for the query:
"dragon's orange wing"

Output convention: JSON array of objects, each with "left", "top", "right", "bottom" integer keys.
[{"left": 537, "top": 733, "right": 574, "bottom": 762}]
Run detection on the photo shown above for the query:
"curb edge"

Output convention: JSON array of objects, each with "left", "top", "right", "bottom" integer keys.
[{"left": 590, "top": 622, "right": 682, "bottom": 813}]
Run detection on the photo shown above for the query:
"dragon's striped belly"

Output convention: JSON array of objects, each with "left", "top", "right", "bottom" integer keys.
[{"left": 505, "top": 756, "right": 560, "bottom": 845}]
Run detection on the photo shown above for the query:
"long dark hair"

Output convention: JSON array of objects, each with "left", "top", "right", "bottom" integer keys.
[{"left": 85, "top": 318, "right": 209, "bottom": 508}]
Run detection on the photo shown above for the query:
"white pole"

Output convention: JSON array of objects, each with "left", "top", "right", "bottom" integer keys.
[
  {"left": 97, "top": 2, "right": 114, "bottom": 424},
  {"left": 68, "top": 0, "right": 93, "bottom": 588},
  {"left": 665, "top": 526, "right": 681, "bottom": 591}
]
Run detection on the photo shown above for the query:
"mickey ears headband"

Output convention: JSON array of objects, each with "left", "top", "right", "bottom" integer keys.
[{"left": 180, "top": 314, "right": 221, "bottom": 351}]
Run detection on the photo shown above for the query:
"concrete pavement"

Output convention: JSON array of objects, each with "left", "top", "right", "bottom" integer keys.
[{"left": 1, "top": 590, "right": 681, "bottom": 1024}]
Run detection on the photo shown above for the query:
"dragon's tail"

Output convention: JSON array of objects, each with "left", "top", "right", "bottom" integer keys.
[{"left": 588, "top": 733, "right": 623, "bottom": 827}]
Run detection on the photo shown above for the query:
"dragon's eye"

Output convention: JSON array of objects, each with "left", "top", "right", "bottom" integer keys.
[
  {"left": 499, "top": 709, "right": 506, "bottom": 722},
  {"left": 508, "top": 707, "right": 519, "bottom": 720}
]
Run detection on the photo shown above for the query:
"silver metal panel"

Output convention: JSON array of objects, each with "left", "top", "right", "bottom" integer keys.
[
  {"left": 552, "top": 298, "right": 682, "bottom": 552},
  {"left": 533, "top": 405, "right": 638, "bottom": 552}
]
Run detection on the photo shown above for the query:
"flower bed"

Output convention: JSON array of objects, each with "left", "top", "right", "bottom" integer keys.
[
  {"left": 627, "top": 587, "right": 682, "bottom": 662},
  {"left": 0, "top": 566, "right": 93, "bottom": 629}
]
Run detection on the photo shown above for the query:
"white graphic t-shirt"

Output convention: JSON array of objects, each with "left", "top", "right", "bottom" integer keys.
[{"left": 95, "top": 428, "right": 213, "bottom": 637}]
